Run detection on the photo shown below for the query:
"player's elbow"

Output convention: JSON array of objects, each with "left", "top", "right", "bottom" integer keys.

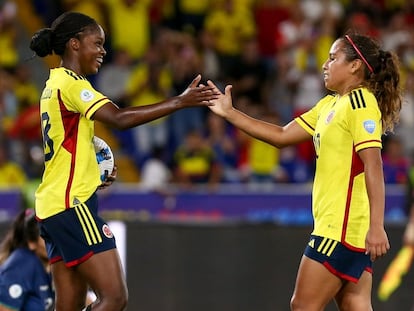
[{"left": 111, "top": 120, "right": 130, "bottom": 130}]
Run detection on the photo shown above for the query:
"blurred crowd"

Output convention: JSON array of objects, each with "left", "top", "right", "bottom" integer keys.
[{"left": 1, "top": 0, "right": 414, "bottom": 192}]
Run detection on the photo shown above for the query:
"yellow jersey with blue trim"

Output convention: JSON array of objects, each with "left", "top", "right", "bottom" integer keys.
[
  {"left": 295, "top": 87, "right": 382, "bottom": 251},
  {"left": 35, "top": 67, "right": 111, "bottom": 219}
]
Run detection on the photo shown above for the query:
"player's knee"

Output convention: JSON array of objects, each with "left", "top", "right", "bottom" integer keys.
[
  {"left": 290, "top": 294, "right": 319, "bottom": 311},
  {"left": 99, "top": 287, "right": 128, "bottom": 311},
  {"left": 55, "top": 293, "right": 87, "bottom": 311},
  {"left": 113, "top": 289, "right": 128, "bottom": 310},
  {"left": 336, "top": 295, "right": 372, "bottom": 311},
  {"left": 290, "top": 294, "right": 302, "bottom": 311}
]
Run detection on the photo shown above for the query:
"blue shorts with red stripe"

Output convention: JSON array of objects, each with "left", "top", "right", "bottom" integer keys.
[
  {"left": 39, "top": 193, "right": 117, "bottom": 267},
  {"left": 304, "top": 235, "right": 372, "bottom": 283}
]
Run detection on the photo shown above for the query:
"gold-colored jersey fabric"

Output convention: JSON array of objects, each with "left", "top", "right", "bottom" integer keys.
[
  {"left": 35, "top": 68, "right": 110, "bottom": 219},
  {"left": 295, "top": 88, "right": 382, "bottom": 250}
]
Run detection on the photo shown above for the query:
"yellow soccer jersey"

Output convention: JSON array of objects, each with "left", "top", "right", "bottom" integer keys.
[
  {"left": 295, "top": 88, "right": 382, "bottom": 250},
  {"left": 35, "top": 68, "right": 111, "bottom": 219}
]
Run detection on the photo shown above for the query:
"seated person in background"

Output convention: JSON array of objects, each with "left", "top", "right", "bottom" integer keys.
[
  {"left": 172, "top": 129, "right": 222, "bottom": 189},
  {"left": 0, "top": 141, "right": 27, "bottom": 189},
  {"left": 139, "top": 146, "right": 172, "bottom": 192},
  {"left": 382, "top": 135, "right": 409, "bottom": 184},
  {"left": 204, "top": 111, "right": 241, "bottom": 183}
]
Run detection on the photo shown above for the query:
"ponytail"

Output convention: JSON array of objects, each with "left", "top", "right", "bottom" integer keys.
[
  {"left": 342, "top": 33, "right": 402, "bottom": 133},
  {"left": 370, "top": 50, "right": 402, "bottom": 133},
  {"left": 0, "top": 209, "right": 39, "bottom": 264}
]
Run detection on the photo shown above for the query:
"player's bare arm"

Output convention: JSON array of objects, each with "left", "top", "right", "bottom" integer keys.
[
  {"left": 359, "top": 147, "right": 390, "bottom": 261},
  {"left": 206, "top": 80, "right": 311, "bottom": 148},
  {"left": 93, "top": 75, "right": 218, "bottom": 129}
]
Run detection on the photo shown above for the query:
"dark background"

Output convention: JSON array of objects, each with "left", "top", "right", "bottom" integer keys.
[
  {"left": 1, "top": 222, "right": 412, "bottom": 310},
  {"left": 124, "top": 223, "right": 413, "bottom": 311}
]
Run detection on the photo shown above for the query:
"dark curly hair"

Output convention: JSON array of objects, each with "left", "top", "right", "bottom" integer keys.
[
  {"left": 341, "top": 32, "right": 402, "bottom": 133},
  {"left": 30, "top": 11, "right": 98, "bottom": 57}
]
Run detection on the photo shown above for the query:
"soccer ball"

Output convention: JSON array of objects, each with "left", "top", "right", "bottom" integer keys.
[{"left": 93, "top": 136, "right": 114, "bottom": 182}]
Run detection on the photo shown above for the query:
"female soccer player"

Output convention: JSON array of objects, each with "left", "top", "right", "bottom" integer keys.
[
  {"left": 207, "top": 33, "right": 402, "bottom": 310},
  {"left": 0, "top": 209, "right": 54, "bottom": 311},
  {"left": 29, "top": 11, "right": 218, "bottom": 311}
]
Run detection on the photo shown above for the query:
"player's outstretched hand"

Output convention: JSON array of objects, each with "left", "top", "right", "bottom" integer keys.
[
  {"left": 98, "top": 165, "right": 117, "bottom": 190},
  {"left": 206, "top": 80, "right": 233, "bottom": 118},
  {"left": 177, "top": 74, "right": 219, "bottom": 108}
]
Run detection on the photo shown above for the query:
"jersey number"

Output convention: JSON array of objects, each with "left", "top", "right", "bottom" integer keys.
[{"left": 41, "top": 112, "right": 54, "bottom": 161}]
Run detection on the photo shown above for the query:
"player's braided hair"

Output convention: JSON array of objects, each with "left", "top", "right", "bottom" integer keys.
[
  {"left": 30, "top": 12, "right": 98, "bottom": 57},
  {"left": 342, "top": 33, "right": 402, "bottom": 134}
]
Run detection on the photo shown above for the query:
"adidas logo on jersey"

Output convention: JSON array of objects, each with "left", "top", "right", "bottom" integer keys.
[{"left": 308, "top": 239, "right": 315, "bottom": 248}]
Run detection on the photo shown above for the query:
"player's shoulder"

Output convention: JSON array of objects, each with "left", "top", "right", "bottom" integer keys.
[
  {"left": 313, "top": 92, "right": 336, "bottom": 110},
  {"left": 1, "top": 248, "right": 40, "bottom": 273},
  {"left": 50, "top": 68, "right": 97, "bottom": 99},
  {"left": 52, "top": 67, "right": 87, "bottom": 82},
  {"left": 346, "top": 87, "right": 377, "bottom": 110},
  {"left": 49, "top": 68, "right": 90, "bottom": 90},
  {"left": 319, "top": 93, "right": 336, "bottom": 104}
]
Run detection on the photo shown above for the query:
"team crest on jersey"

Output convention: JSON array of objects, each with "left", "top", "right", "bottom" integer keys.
[
  {"left": 363, "top": 120, "right": 376, "bottom": 134},
  {"left": 80, "top": 89, "right": 95, "bottom": 102},
  {"left": 102, "top": 224, "right": 113, "bottom": 238},
  {"left": 325, "top": 110, "right": 335, "bottom": 124}
]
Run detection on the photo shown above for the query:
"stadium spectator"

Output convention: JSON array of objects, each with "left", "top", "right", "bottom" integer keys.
[
  {"left": 227, "top": 37, "right": 269, "bottom": 106},
  {"left": 0, "top": 68, "right": 17, "bottom": 136},
  {"left": 243, "top": 110, "right": 289, "bottom": 184},
  {"left": 204, "top": 111, "right": 240, "bottom": 183},
  {"left": 95, "top": 49, "right": 133, "bottom": 108},
  {"left": 104, "top": 0, "right": 152, "bottom": 61},
  {"left": 139, "top": 146, "right": 172, "bottom": 192},
  {"left": 0, "top": 140, "right": 27, "bottom": 189},
  {"left": 253, "top": 0, "right": 290, "bottom": 60},
  {"left": 0, "top": 0, "right": 18, "bottom": 71},
  {"left": 161, "top": 30, "right": 207, "bottom": 153},
  {"left": 12, "top": 64, "right": 40, "bottom": 112},
  {"left": 173, "top": 129, "right": 222, "bottom": 189},
  {"left": 382, "top": 135, "right": 409, "bottom": 184},
  {"left": 122, "top": 44, "right": 172, "bottom": 166},
  {"left": 203, "top": 0, "right": 256, "bottom": 77},
  {"left": 172, "top": 0, "right": 210, "bottom": 35}
]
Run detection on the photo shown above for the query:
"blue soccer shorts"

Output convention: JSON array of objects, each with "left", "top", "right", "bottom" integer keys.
[
  {"left": 304, "top": 235, "right": 372, "bottom": 283},
  {"left": 39, "top": 193, "right": 117, "bottom": 267}
]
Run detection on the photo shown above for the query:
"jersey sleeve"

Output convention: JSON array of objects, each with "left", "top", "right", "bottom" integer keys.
[
  {"left": 0, "top": 251, "right": 53, "bottom": 311},
  {"left": 346, "top": 89, "right": 382, "bottom": 152},
  {"left": 64, "top": 79, "right": 112, "bottom": 120},
  {"left": 295, "top": 94, "right": 336, "bottom": 135},
  {"left": 0, "top": 262, "right": 32, "bottom": 309}
]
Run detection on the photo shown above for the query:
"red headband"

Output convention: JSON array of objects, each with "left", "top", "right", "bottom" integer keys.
[{"left": 345, "top": 35, "right": 374, "bottom": 73}]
